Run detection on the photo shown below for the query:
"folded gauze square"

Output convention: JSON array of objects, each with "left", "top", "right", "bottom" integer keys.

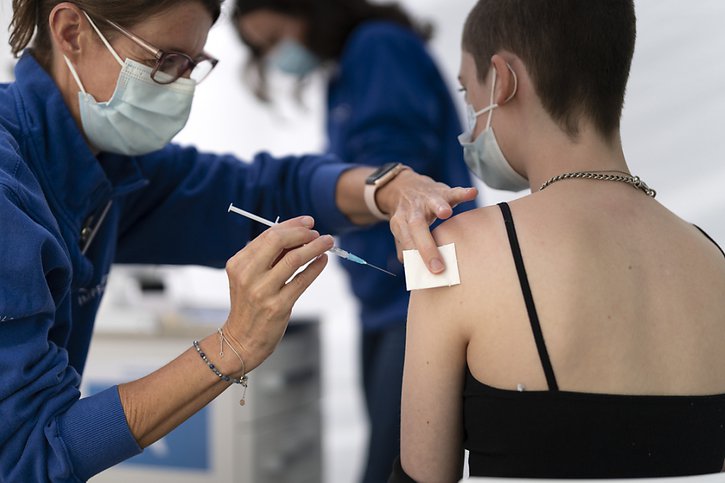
[{"left": 402, "top": 243, "right": 461, "bottom": 291}]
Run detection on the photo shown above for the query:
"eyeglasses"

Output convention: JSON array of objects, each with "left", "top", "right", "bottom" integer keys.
[{"left": 100, "top": 17, "right": 219, "bottom": 85}]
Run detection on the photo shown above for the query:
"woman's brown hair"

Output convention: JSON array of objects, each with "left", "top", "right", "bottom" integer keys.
[{"left": 9, "top": 0, "right": 224, "bottom": 65}]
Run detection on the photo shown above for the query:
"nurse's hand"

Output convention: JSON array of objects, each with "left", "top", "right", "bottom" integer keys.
[
  {"left": 222, "top": 217, "right": 333, "bottom": 373},
  {"left": 376, "top": 169, "right": 478, "bottom": 274}
]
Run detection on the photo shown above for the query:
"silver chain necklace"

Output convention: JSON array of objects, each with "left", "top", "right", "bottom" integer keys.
[{"left": 539, "top": 170, "right": 657, "bottom": 198}]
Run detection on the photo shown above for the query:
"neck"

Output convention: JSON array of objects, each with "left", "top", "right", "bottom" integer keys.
[{"left": 514, "top": 122, "right": 629, "bottom": 193}]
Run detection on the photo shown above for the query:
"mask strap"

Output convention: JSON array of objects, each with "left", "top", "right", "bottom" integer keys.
[
  {"left": 470, "top": 64, "right": 518, "bottom": 129},
  {"left": 82, "top": 11, "right": 124, "bottom": 67},
  {"left": 63, "top": 55, "right": 87, "bottom": 94},
  {"left": 469, "top": 68, "right": 499, "bottom": 118},
  {"left": 504, "top": 64, "right": 518, "bottom": 103},
  {"left": 484, "top": 64, "right": 518, "bottom": 129},
  {"left": 485, "top": 68, "right": 498, "bottom": 130}
]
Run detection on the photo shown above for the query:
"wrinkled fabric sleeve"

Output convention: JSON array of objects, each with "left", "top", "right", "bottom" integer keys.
[
  {"left": 115, "top": 144, "right": 356, "bottom": 267},
  {"left": 0, "top": 181, "right": 141, "bottom": 482}
]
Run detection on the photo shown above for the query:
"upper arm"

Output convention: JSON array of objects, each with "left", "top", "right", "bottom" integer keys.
[{"left": 400, "top": 222, "right": 469, "bottom": 482}]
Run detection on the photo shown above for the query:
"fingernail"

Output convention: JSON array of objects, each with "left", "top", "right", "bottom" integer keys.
[
  {"left": 430, "top": 258, "right": 444, "bottom": 273},
  {"left": 311, "top": 230, "right": 320, "bottom": 238},
  {"left": 301, "top": 216, "right": 314, "bottom": 228}
]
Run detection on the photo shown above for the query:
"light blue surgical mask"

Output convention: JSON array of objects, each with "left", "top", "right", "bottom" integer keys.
[
  {"left": 63, "top": 12, "right": 195, "bottom": 156},
  {"left": 458, "top": 65, "right": 529, "bottom": 192},
  {"left": 267, "top": 39, "right": 321, "bottom": 77}
]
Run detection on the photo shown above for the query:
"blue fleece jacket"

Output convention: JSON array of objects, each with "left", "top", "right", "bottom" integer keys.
[
  {"left": 327, "top": 22, "right": 475, "bottom": 331},
  {"left": 0, "top": 53, "right": 354, "bottom": 482}
]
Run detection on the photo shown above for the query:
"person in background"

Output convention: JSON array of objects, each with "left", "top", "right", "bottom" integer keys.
[
  {"left": 232, "top": 1, "right": 476, "bottom": 480},
  {"left": 0, "top": 0, "right": 477, "bottom": 481},
  {"left": 393, "top": 0, "right": 725, "bottom": 481}
]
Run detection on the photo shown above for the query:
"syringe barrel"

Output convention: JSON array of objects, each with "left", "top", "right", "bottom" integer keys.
[{"left": 328, "top": 246, "right": 350, "bottom": 259}]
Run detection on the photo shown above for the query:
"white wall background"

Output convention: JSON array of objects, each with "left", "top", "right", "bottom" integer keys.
[{"left": 1, "top": 1, "right": 724, "bottom": 482}]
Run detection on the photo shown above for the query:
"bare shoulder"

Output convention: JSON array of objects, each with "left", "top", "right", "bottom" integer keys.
[
  {"left": 431, "top": 204, "right": 512, "bottom": 277},
  {"left": 433, "top": 205, "right": 503, "bottom": 244},
  {"left": 407, "top": 205, "right": 514, "bottom": 335}
]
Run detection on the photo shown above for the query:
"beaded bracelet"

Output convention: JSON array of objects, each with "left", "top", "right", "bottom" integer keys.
[{"left": 193, "top": 340, "right": 249, "bottom": 406}]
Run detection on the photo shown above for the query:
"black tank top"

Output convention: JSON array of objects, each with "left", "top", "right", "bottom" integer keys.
[{"left": 463, "top": 202, "right": 725, "bottom": 478}]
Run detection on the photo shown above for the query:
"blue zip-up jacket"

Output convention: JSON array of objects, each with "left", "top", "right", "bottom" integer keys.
[
  {"left": 0, "top": 53, "right": 355, "bottom": 482},
  {"left": 327, "top": 22, "right": 475, "bottom": 331}
]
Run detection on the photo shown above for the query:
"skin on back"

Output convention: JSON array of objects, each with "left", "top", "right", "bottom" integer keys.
[{"left": 451, "top": 184, "right": 725, "bottom": 396}]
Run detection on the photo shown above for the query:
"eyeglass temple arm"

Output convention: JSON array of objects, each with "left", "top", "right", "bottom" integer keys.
[{"left": 105, "top": 19, "right": 162, "bottom": 59}]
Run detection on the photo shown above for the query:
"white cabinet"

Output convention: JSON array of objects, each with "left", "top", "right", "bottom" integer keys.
[{"left": 86, "top": 321, "right": 321, "bottom": 483}]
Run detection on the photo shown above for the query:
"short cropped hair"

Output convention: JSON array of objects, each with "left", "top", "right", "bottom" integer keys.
[{"left": 462, "top": 0, "right": 636, "bottom": 139}]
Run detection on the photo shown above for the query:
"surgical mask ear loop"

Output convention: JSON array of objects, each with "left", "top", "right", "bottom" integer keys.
[
  {"left": 506, "top": 64, "right": 519, "bottom": 103},
  {"left": 485, "top": 67, "right": 498, "bottom": 130},
  {"left": 465, "top": 68, "right": 498, "bottom": 135},
  {"left": 485, "top": 64, "right": 518, "bottom": 130},
  {"left": 63, "top": 55, "right": 88, "bottom": 93},
  {"left": 63, "top": 11, "right": 125, "bottom": 94},
  {"left": 82, "top": 11, "right": 124, "bottom": 67}
]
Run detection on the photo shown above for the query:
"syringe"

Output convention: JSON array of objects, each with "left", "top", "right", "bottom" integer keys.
[{"left": 228, "top": 204, "right": 396, "bottom": 277}]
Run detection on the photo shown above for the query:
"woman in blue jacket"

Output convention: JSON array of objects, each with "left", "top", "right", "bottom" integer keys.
[
  {"left": 0, "top": 0, "right": 477, "bottom": 481},
  {"left": 233, "top": 1, "right": 476, "bottom": 480}
]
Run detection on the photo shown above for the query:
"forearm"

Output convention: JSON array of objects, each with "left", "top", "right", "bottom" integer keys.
[
  {"left": 335, "top": 166, "right": 377, "bottom": 225},
  {"left": 118, "top": 333, "right": 245, "bottom": 448},
  {"left": 117, "top": 219, "right": 331, "bottom": 449}
]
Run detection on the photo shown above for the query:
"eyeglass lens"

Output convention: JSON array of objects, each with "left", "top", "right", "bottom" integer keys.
[{"left": 152, "top": 53, "right": 216, "bottom": 84}]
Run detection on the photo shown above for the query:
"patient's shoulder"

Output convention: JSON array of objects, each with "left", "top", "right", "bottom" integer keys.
[
  {"left": 432, "top": 204, "right": 510, "bottom": 260},
  {"left": 405, "top": 205, "right": 518, "bottom": 338},
  {"left": 430, "top": 204, "right": 517, "bottom": 299}
]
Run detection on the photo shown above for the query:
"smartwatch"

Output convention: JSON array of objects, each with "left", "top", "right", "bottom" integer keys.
[{"left": 364, "top": 162, "right": 409, "bottom": 220}]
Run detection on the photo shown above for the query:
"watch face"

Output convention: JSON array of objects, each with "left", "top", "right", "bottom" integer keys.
[{"left": 366, "top": 162, "right": 400, "bottom": 185}]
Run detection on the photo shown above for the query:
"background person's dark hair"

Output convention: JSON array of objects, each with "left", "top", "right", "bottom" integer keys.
[
  {"left": 232, "top": 0, "right": 433, "bottom": 102},
  {"left": 10, "top": 0, "right": 224, "bottom": 67},
  {"left": 463, "top": 0, "right": 636, "bottom": 140}
]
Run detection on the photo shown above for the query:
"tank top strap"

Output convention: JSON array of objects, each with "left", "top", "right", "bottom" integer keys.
[
  {"left": 694, "top": 225, "right": 725, "bottom": 258},
  {"left": 497, "top": 202, "right": 559, "bottom": 391}
]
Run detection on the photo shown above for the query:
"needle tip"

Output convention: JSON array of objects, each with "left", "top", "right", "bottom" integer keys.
[{"left": 368, "top": 263, "right": 397, "bottom": 277}]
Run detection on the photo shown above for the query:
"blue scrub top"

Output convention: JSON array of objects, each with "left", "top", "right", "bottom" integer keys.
[{"left": 0, "top": 52, "right": 354, "bottom": 482}]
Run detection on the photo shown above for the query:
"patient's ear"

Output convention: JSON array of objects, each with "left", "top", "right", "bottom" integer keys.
[{"left": 490, "top": 54, "right": 518, "bottom": 106}]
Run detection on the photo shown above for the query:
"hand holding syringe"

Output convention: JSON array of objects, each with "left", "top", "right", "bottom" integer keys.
[{"left": 228, "top": 204, "right": 396, "bottom": 277}]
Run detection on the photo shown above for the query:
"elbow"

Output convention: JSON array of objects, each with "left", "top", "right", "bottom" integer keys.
[{"left": 400, "top": 454, "right": 461, "bottom": 483}]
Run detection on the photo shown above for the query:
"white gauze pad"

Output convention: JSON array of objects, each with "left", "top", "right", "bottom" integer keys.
[{"left": 402, "top": 243, "right": 461, "bottom": 291}]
